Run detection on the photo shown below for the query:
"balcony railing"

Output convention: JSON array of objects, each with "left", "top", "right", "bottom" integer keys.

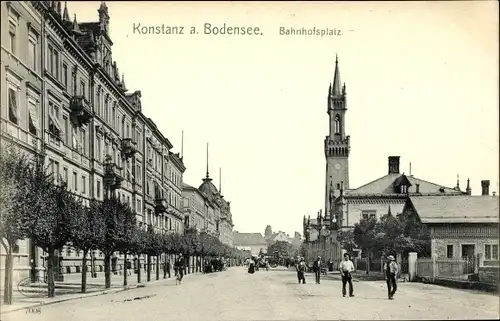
[
  {"left": 70, "top": 95, "right": 92, "bottom": 127},
  {"left": 103, "top": 156, "right": 123, "bottom": 190},
  {"left": 121, "top": 138, "right": 137, "bottom": 159},
  {"left": 155, "top": 198, "right": 168, "bottom": 214}
]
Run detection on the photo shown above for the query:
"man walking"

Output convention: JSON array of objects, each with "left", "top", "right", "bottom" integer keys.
[
  {"left": 313, "top": 256, "right": 322, "bottom": 284},
  {"left": 296, "top": 257, "right": 306, "bottom": 284},
  {"left": 384, "top": 255, "right": 399, "bottom": 300},
  {"left": 339, "top": 253, "right": 355, "bottom": 297}
]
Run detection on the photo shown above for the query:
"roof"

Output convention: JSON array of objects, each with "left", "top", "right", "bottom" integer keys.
[
  {"left": 233, "top": 232, "right": 267, "bottom": 246},
  {"left": 347, "top": 173, "right": 465, "bottom": 196},
  {"left": 409, "top": 196, "right": 499, "bottom": 223},
  {"left": 199, "top": 177, "right": 220, "bottom": 202}
]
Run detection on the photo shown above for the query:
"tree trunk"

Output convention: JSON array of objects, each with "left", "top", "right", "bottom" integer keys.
[
  {"left": 81, "top": 250, "right": 89, "bottom": 293},
  {"left": 123, "top": 252, "right": 128, "bottom": 286},
  {"left": 366, "top": 250, "right": 371, "bottom": 275},
  {"left": 104, "top": 254, "right": 112, "bottom": 289},
  {"left": 137, "top": 254, "right": 142, "bottom": 284},
  {"left": 147, "top": 254, "right": 151, "bottom": 282},
  {"left": 2, "top": 242, "right": 13, "bottom": 305},
  {"left": 156, "top": 255, "right": 160, "bottom": 280},
  {"left": 47, "top": 249, "right": 56, "bottom": 298}
]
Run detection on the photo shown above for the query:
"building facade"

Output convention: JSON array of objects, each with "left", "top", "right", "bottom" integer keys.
[
  {"left": 403, "top": 183, "right": 499, "bottom": 264},
  {"left": 0, "top": 1, "right": 187, "bottom": 285},
  {"left": 233, "top": 232, "right": 268, "bottom": 256},
  {"left": 303, "top": 55, "right": 472, "bottom": 263},
  {"left": 182, "top": 166, "right": 234, "bottom": 247}
]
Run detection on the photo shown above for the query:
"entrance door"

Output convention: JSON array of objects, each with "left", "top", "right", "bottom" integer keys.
[
  {"left": 461, "top": 244, "right": 476, "bottom": 274},
  {"left": 461, "top": 244, "right": 475, "bottom": 259}
]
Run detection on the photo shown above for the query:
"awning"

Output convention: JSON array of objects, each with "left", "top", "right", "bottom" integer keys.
[
  {"left": 28, "top": 102, "right": 39, "bottom": 131},
  {"left": 49, "top": 113, "right": 62, "bottom": 133}
]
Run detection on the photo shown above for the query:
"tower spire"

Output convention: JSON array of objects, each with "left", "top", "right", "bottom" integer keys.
[
  {"left": 332, "top": 53, "right": 342, "bottom": 95},
  {"left": 219, "top": 167, "right": 222, "bottom": 194},
  {"left": 456, "top": 174, "right": 460, "bottom": 189},
  {"left": 205, "top": 143, "right": 210, "bottom": 179},
  {"left": 181, "top": 130, "right": 184, "bottom": 159},
  {"left": 466, "top": 178, "right": 471, "bottom": 195}
]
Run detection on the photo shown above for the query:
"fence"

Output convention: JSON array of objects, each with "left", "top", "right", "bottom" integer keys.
[{"left": 416, "top": 257, "right": 477, "bottom": 280}]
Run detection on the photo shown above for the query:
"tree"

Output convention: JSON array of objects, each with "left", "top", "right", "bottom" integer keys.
[
  {"left": 129, "top": 227, "right": 149, "bottom": 284},
  {"left": 0, "top": 147, "right": 31, "bottom": 304},
  {"left": 182, "top": 228, "right": 201, "bottom": 273},
  {"left": 18, "top": 152, "right": 78, "bottom": 298},
  {"left": 68, "top": 199, "right": 105, "bottom": 293},
  {"left": 97, "top": 197, "right": 136, "bottom": 289},
  {"left": 267, "top": 241, "right": 293, "bottom": 260},
  {"left": 145, "top": 226, "right": 163, "bottom": 281},
  {"left": 336, "top": 229, "right": 357, "bottom": 254},
  {"left": 353, "top": 217, "right": 378, "bottom": 274}
]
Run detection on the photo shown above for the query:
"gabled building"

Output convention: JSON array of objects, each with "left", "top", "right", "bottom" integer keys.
[
  {"left": 402, "top": 181, "right": 499, "bottom": 263},
  {"left": 233, "top": 232, "right": 268, "bottom": 256},
  {"left": 303, "top": 55, "right": 473, "bottom": 262}
]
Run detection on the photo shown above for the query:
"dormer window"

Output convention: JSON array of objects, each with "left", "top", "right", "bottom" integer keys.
[{"left": 400, "top": 185, "right": 407, "bottom": 194}]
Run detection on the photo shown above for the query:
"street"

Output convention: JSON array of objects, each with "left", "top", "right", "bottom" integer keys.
[{"left": 3, "top": 267, "right": 499, "bottom": 321}]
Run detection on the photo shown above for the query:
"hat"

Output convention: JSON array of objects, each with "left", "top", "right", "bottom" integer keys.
[
  {"left": 343, "top": 253, "right": 351, "bottom": 258},
  {"left": 317, "top": 256, "right": 321, "bottom": 259},
  {"left": 387, "top": 255, "right": 395, "bottom": 261}
]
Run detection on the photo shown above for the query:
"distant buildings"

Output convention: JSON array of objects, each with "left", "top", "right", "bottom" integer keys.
[
  {"left": 264, "top": 226, "right": 302, "bottom": 250},
  {"left": 233, "top": 232, "right": 267, "bottom": 256}
]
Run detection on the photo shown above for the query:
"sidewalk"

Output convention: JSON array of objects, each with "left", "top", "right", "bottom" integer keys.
[{"left": 0, "top": 270, "right": 201, "bottom": 314}]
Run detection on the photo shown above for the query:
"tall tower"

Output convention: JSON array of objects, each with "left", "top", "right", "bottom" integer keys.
[{"left": 324, "top": 55, "right": 350, "bottom": 221}]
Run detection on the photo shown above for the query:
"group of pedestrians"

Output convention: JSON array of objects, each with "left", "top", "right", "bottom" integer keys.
[{"left": 295, "top": 253, "right": 400, "bottom": 300}]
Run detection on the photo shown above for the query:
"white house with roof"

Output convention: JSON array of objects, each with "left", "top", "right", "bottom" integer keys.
[{"left": 403, "top": 186, "right": 499, "bottom": 264}]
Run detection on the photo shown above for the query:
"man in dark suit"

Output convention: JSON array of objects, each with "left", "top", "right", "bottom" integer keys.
[{"left": 313, "top": 256, "right": 322, "bottom": 284}]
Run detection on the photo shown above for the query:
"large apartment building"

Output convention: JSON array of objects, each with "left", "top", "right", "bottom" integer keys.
[
  {"left": 182, "top": 170, "right": 235, "bottom": 247},
  {"left": 0, "top": 1, "right": 187, "bottom": 282}
]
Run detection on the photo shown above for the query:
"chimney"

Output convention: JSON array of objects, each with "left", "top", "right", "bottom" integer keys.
[
  {"left": 481, "top": 180, "right": 490, "bottom": 196},
  {"left": 388, "top": 156, "right": 400, "bottom": 174},
  {"left": 415, "top": 184, "right": 420, "bottom": 194}
]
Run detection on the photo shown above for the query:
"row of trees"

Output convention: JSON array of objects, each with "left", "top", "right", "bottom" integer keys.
[
  {"left": 0, "top": 147, "right": 247, "bottom": 304},
  {"left": 336, "top": 209, "right": 431, "bottom": 262}
]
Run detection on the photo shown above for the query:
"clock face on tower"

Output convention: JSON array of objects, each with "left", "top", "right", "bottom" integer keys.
[{"left": 334, "top": 163, "right": 341, "bottom": 170}]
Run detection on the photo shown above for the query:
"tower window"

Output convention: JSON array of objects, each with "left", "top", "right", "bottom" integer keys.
[{"left": 334, "top": 115, "right": 341, "bottom": 133}]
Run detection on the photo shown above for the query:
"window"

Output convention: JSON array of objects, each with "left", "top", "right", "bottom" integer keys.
[
  {"left": 82, "top": 176, "right": 86, "bottom": 194},
  {"left": 361, "top": 210, "right": 376, "bottom": 220},
  {"left": 8, "top": 87, "right": 18, "bottom": 124},
  {"left": 8, "top": 17, "right": 17, "bottom": 54},
  {"left": 63, "top": 64, "right": 68, "bottom": 88},
  {"left": 485, "top": 244, "right": 499, "bottom": 260},
  {"left": 446, "top": 245, "right": 453, "bottom": 258},
  {"left": 96, "top": 90, "right": 101, "bottom": 117},
  {"left": 400, "top": 185, "right": 407, "bottom": 194},
  {"left": 54, "top": 161, "right": 60, "bottom": 182},
  {"left": 334, "top": 115, "right": 340, "bottom": 133},
  {"left": 27, "top": 100, "right": 39, "bottom": 136},
  {"left": 73, "top": 172, "right": 77, "bottom": 191},
  {"left": 96, "top": 137, "right": 102, "bottom": 161},
  {"left": 112, "top": 107, "right": 116, "bottom": 128},
  {"left": 48, "top": 45, "right": 59, "bottom": 78},
  {"left": 81, "top": 129, "right": 87, "bottom": 155},
  {"left": 72, "top": 124, "right": 80, "bottom": 150},
  {"left": 63, "top": 168, "right": 68, "bottom": 183},
  {"left": 137, "top": 199, "right": 142, "bottom": 213},
  {"left": 28, "top": 35, "right": 37, "bottom": 70},
  {"left": 136, "top": 164, "right": 142, "bottom": 184},
  {"left": 64, "top": 116, "right": 69, "bottom": 145},
  {"left": 96, "top": 181, "right": 101, "bottom": 199},
  {"left": 48, "top": 101, "right": 62, "bottom": 140},
  {"left": 80, "top": 80, "right": 85, "bottom": 97}
]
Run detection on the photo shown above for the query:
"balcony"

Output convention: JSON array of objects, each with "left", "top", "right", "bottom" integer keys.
[
  {"left": 155, "top": 198, "right": 168, "bottom": 214},
  {"left": 121, "top": 138, "right": 137, "bottom": 159},
  {"left": 103, "top": 156, "right": 123, "bottom": 190},
  {"left": 70, "top": 96, "right": 92, "bottom": 127}
]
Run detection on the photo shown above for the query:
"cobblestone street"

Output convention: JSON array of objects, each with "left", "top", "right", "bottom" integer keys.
[{"left": 2, "top": 267, "right": 499, "bottom": 320}]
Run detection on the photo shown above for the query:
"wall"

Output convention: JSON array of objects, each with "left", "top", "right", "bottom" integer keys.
[
  {"left": 343, "top": 200, "right": 405, "bottom": 227},
  {"left": 479, "top": 266, "right": 499, "bottom": 286}
]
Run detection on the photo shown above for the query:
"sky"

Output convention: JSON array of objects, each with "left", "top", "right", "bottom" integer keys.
[{"left": 67, "top": 1, "right": 499, "bottom": 237}]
